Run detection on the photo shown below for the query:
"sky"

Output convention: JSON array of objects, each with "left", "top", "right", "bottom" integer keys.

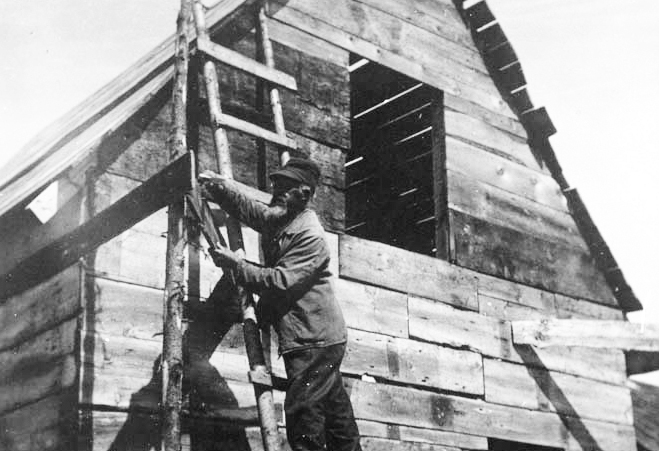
[{"left": 0, "top": 0, "right": 657, "bottom": 323}]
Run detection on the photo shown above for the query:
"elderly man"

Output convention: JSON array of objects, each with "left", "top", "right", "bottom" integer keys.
[{"left": 200, "top": 157, "right": 361, "bottom": 451}]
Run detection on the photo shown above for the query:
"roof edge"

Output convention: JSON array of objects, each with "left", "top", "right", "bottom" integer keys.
[{"left": 456, "top": 0, "right": 642, "bottom": 312}]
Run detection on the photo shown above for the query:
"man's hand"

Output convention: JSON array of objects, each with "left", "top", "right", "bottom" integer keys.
[
  {"left": 198, "top": 170, "right": 228, "bottom": 200},
  {"left": 208, "top": 245, "right": 241, "bottom": 270}
]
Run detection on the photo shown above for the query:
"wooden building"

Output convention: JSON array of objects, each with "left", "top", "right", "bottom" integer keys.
[{"left": 0, "top": 0, "right": 647, "bottom": 450}]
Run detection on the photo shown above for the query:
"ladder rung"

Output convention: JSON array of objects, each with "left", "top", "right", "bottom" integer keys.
[
  {"left": 215, "top": 113, "right": 297, "bottom": 150},
  {"left": 197, "top": 37, "right": 297, "bottom": 92}
]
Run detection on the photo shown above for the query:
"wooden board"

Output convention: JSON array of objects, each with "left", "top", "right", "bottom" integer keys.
[
  {"left": 484, "top": 358, "right": 633, "bottom": 425},
  {"left": 0, "top": 390, "right": 77, "bottom": 451},
  {"left": 512, "top": 319, "right": 659, "bottom": 351},
  {"left": 628, "top": 379, "right": 659, "bottom": 451},
  {"left": 554, "top": 294, "right": 623, "bottom": 320},
  {"left": 270, "top": 1, "right": 515, "bottom": 120},
  {"left": 357, "top": 420, "right": 486, "bottom": 450},
  {"left": 449, "top": 210, "right": 617, "bottom": 306},
  {"left": 346, "top": 378, "right": 636, "bottom": 450},
  {"left": 343, "top": 329, "right": 483, "bottom": 395},
  {"left": 0, "top": 264, "right": 81, "bottom": 351},
  {"left": 334, "top": 278, "right": 408, "bottom": 338},
  {"left": 444, "top": 93, "right": 527, "bottom": 139},
  {"left": 445, "top": 137, "right": 567, "bottom": 212},
  {"left": 409, "top": 296, "right": 627, "bottom": 385},
  {"left": 447, "top": 170, "right": 585, "bottom": 250},
  {"left": 340, "top": 234, "right": 478, "bottom": 311},
  {"left": 445, "top": 110, "right": 547, "bottom": 174},
  {"left": 479, "top": 294, "right": 553, "bottom": 321}
]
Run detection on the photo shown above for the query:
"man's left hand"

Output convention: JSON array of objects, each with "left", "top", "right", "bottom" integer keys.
[{"left": 209, "top": 246, "right": 241, "bottom": 270}]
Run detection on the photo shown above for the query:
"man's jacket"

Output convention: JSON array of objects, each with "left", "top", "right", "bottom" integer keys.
[{"left": 206, "top": 179, "right": 347, "bottom": 354}]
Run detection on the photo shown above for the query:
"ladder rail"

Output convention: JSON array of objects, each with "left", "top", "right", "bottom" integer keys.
[{"left": 192, "top": 3, "right": 281, "bottom": 451}]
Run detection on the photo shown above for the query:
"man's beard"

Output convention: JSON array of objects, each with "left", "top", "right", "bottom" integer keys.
[{"left": 267, "top": 188, "right": 308, "bottom": 225}]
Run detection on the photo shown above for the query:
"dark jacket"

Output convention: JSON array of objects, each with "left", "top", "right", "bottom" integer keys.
[{"left": 205, "top": 179, "right": 347, "bottom": 354}]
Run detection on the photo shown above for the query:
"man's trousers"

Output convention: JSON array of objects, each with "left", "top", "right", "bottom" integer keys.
[{"left": 283, "top": 343, "right": 362, "bottom": 451}]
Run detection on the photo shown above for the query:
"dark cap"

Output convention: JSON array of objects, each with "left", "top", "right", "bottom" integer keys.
[{"left": 269, "top": 158, "right": 321, "bottom": 189}]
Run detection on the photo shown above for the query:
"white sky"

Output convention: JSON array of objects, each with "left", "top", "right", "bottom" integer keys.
[{"left": 0, "top": 0, "right": 657, "bottom": 322}]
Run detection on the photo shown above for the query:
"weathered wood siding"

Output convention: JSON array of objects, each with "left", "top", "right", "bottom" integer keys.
[
  {"left": 268, "top": 0, "right": 620, "bottom": 313},
  {"left": 0, "top": 265, "right": 81, "bottom": 451}
]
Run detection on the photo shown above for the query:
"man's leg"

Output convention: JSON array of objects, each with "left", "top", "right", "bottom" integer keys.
[
  {"left": 323, "top": 344, "right": 362, "bottom": 451},
  {"left": 283, "top": 348, "right": 330, "bottom": 451}
]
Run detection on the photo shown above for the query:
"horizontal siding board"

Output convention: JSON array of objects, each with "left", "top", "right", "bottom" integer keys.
[
  {"left": 447, "top": 169, "right": 584, "bottom": 250},
  {"left": 484, "top": 359, "right": 633, "bottom": 425},
  {"left": 340, "top": 235, "right": 478, "bottom": 310},
  {"left": 444, "top": 93, "right": 527, "bottom": 139},
  {"left": 356, "top": 420, "right": 487, "bottom": 449},
  {"left": 446, "top": 137, "right": 566, "bottom": 212},
  {"left": 450, "top": 210, "right": 617, "bottom": 305},
  {"left": 344, "top": 329, "right": 483, "bottom": 395},
  {"left": 347, "top": 378, "right": 636, "bottom": 451},
  {"left": 409, "top": 296, "right": 626, "bottom": 385},
  {"left": 0, "top": 264, "right": 81, "bottom": 351},
  {"left": 445, "top": 110, "right": 547, "bottom": 173}
]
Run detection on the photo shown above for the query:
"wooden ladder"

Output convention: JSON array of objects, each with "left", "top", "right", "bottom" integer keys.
[{"left": 188, "top": 1, "right": 298, "bottom": 450}]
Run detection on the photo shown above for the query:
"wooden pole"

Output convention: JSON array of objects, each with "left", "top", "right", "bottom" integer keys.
[
  {"left": 162, "top": 1, "right": 191, "bottom": 450},
  {"left": 192, "top": 3, "right": 281, "bottom": 451},
  {"left": 258, "top": 3, "right": 289, "bottom": 166}
]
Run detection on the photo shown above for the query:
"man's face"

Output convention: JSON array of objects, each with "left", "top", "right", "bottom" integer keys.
[{"left": 270, "top": 176, "right": 309, "bottom": 214}]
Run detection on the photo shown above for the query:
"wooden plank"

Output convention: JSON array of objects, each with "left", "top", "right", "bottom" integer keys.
[
  {"left": 268, "top": 18, "right": 349, "bottom": 67},
  {"left": 444, "top": 93, "right": 527, "bottom": 139},
  {"left": 445, "top": 110, "right": 548, "bottom": 174},
  {"left": 356, "top": 420, "right": 487, "bottom": 450},
  {"left": 347, "top": 378, "right": 636, "bottom": 451},
  {"left": 0, "top": 153, "right": 193, "bottom": 300},
  {"left": 627, "top": 350, "right": 659, "bottom": 375},
  {"left": 479, "top": 294, "right": 552, "bottom": 321},
  {"left": 197, "top": 37, "right": 297, "bottom": 91},
  {"left": 409, "top": 295, "right": 627, "bottom": 385},
  {"left": 446, "top": 137, "right": 566, "bottom": 212},
  {"left": 476, "top": 271, "right": 556, "bottom": 313},
  {"left": 335, "top": 279, "right": 408, "bottom": 338},
  {"left": 447, "top": 169, "right": 585, "bottom": 250},
  {"left": 269, "top": 1, "right": 515, "bottom": 120},
  {"left": 484, "top": 358, "right": 633, "bottom": 425},
  {"left": 554, "top": 293, "right": 624, "bottom": 320},
  {"left": 449, "top": 210, "right": 617, "bottom": 305},
  {"left": 340, "top": 234, "right": 478, "bottom": 311},
  {"left": 0, "top": 390, "right": 77, "bottom": 451},
  {"left": 513, "top": 319, "right": 659, "bottom": 351},
  {"left": 628, "top": 380, "right": 659, "bottom": 451},
  {"left": 215, "top": 112, "right": 297, "bottom": 149},
  {"left": 360, "top": 437, "right": 461, "bottom": 451},
  {"left": 343, "top": 329, "right": 483, "bottom": 395},
  {"left": 0, "top": 319, "right": 78, "bottom": 415},
  {"left": 0, "top": 264, "right": 81, "bottom": 351}
]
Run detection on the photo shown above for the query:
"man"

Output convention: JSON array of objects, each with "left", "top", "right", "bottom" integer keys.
[{"left": 199, "top": 157, "right": 362, "bottom": 451}]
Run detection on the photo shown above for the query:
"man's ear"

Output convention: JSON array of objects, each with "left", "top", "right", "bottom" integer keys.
[{"left": 299, "top": 185, "right": 313, "bottom": 202}]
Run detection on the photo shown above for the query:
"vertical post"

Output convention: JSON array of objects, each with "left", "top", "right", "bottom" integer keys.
[
  {"left": 431, "top": 91, "right": 450, "bottom": 260},
  {"left": 162, "top": 1, "right": 191, "bottom": 450}
]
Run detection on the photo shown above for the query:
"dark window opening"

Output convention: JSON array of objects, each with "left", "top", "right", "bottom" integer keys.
[
  {"left": 489, "top": 439, "right": 563, "bottom": 451},
  {"left": 346, "top": 54, "right": 447, "bottom": 257}
]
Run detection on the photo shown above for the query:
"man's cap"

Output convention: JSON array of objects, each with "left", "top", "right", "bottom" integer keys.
[{"left": 269, "top": 158, "right": 321, "bottom": 189}]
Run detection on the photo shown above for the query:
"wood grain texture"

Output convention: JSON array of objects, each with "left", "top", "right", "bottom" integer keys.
[
  {"left": 356, "top": 420, "right": 487, "bottom": 450},
  {"left": 343, "top": 329, "right": 483, "bottom": 395},
  {"left": 513, "top": 319, "right": 659, "bottom": 351},
  {"left": 0, "top": 390, "right": 77, "bottom": 451},
  {"left": 340, "top": 234, "right": 478, "bottom": 311},
  {"left": 409, "top": 295, "right": 626, "bottom": 385},
  {"left": 628, "top": 379, "right": 659, "bottom": 451},
  {"left": 444, "top": 93, "right": 526, "bottom": 139},
  {"left": 446, "top": 137, "right": 566, "bottom": 212},
  {"left": 447, "top": 169, "right": 584, "bottom": 250},
  {"left": 346, "top": 378, "right": 636, "bottom": 450},
  {"left": 270, "top": 1, "right": 514, "bottom": 119},
  {"left": 334, "top": 278, "right": 409, "bottom": 338},
  {"left": 449, "top": 210, "right": 617, "bottom": 306},
  {"left": 445, "top": 110, "right": 547, "bottom": 174},
  {"left": 0, "top": 264, "right": 81, "bottom": 351},
  {"left": 484, "top": 358, "right": 633, "bottom": 425}
]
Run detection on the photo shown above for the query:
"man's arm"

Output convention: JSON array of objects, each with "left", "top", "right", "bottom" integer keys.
[
  {"left": 200, "top": 173, "right": 271, "bottom": 233},
  {"left": 222, "top": 229, "right": 329, "bottom": 300}
]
